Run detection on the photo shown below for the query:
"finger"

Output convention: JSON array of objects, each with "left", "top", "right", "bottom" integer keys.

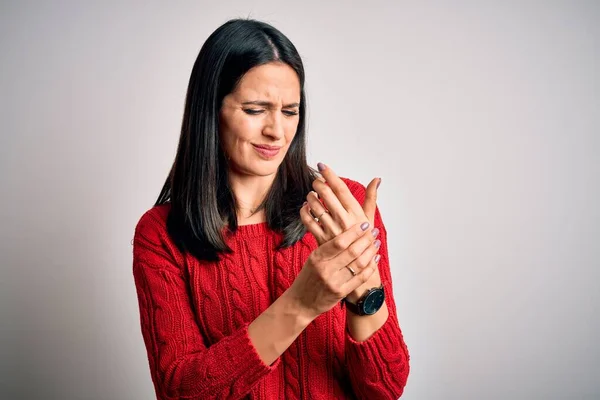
[
  {"left": 336, "top": 235, "right": 381, "bottom": 285},
  {"left": 300, "top": 202, "right": 327, "bottom": 244},
  {"left": 314, "top": 220, "right": 371, "bottom": 261},
  {"left": 311, "top": 180, "right": 348, "bottom": 226},
  {"left": 340, "top": 252, "right": 381, "bottom": 294},
  {"left": 306, "top": 191, "right": 342, "bottom": 239},
  {"left": 339, "top": 237, "right": 380, "bottom": 280},
  {"left": 362, "top": 178, "right": 380, "bottom": 226},
  {"left": 335, "top": 227, "right": 380, "bottom": 273},
  {"left": 316, "top": 163, "right": 364, "bottom": 215}
]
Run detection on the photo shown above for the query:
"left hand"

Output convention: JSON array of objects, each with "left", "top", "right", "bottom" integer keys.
[{"left": 299, "top": 163, "right": 382, "bottom": 303}]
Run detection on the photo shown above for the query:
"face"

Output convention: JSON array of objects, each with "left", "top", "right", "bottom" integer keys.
[{"left": 219, "top": 62, "right": 301, "bottom": 177}]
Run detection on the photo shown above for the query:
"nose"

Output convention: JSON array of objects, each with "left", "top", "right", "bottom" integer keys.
[{"left": 262, "top": 110, "right": 284, "bottom": 140}]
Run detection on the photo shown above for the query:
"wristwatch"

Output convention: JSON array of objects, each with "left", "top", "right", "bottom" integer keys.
[{"left": 343, "top": 284, "right": 385, "bottom": 316}]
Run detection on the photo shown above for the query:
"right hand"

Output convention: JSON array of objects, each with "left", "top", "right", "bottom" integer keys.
[{"left": 287, "top": 220, "right": 380, "bottom": 319}]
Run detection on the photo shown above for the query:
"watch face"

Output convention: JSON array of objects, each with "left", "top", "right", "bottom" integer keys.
[{"left": 362, "top": 289, "right": 385, "bottom": 315}]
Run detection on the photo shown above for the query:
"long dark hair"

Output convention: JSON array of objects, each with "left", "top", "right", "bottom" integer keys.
[{"left": 155, "top": 18, "right": 318, "bottom": 262}]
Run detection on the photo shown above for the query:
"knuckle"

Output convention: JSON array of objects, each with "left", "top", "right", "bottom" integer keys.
[
  {"left": 347, "top": 245, "right": 361, "bottom": 259},
  {"left": 332, "top": 237, "right": 346, "bottom": 251},
  {"left": 330, "top": 286, "right": 344, "bottom": 297},
  {"left": 355, "top": 221, "right": 369, "bottom": 234},
  {"left": 300, "top": 210, "right": 311, "bottom": 224},
  {"left": 329, "top": 180, "right": 342, "bottom": 191},
  {"left": 340, "top": 218, "right": 353, "bottom": 231},
  {"left": 314, "top": 181, "right": 329, "bottom": 195},
  {"left": 314, "top": 261, "right": 325, "bottom": 272},
  {"left": 355, "top": 258, "right": 368, "bottom": 269}
]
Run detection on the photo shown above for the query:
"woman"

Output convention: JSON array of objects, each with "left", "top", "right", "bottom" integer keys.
[{"left": 133, "top": 18, "right": 409, "bottom": 400}]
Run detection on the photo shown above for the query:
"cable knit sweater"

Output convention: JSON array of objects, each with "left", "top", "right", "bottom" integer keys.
[{"left": 132, "top": 178, "right": 410, "bottom": 399}]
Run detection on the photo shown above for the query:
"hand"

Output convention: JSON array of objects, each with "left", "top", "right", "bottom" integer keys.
[
  {"left": 300, "top": 163, "right": 382, "bottom": 302},
  {"left": 287, "top": 221, "right": 380, "bottom": 319}
]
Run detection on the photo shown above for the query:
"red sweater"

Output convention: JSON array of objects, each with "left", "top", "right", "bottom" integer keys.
[{"left": 132, "top": 178, "right": 409, "bottom": 399}]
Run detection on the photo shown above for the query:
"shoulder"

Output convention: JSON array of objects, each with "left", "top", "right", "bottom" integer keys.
[
  {"left": 132, "top": 202, "right": 188, "bottom": 267},
  {"left": 133, "top": 203, "right": 173, "bottom": 248}
]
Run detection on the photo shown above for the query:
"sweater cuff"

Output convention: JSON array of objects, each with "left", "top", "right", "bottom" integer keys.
[
  {"left": 345, "top": 309, "right": 406, "bottom": 363},
  {"left": 345, "top": 306, "right": 395, "bottom": 349},
  {"left": 233, "top": 322, "right": 282, "bottom": 375},
  {"left": 164, "top": 322, "right": 281, "bottom": 399},
  {"left": 344, "top": 310, "right": 409, "bottom": 398},
  {"left": 194, "top": 322, "right": 281, "bottom": 397}
]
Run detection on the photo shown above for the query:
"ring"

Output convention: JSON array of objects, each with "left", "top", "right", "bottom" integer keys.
[
  {"left": 314, "top": 210, "right": 329, "bottom": 223},
  {"left": 345, "top": 266, "right": 357, "bottom": 276}
]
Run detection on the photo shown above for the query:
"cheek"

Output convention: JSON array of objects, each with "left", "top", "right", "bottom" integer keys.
[
  {"left": 222, "top": 114, "right": 258, "bottom": 146},
  {"left": 284, "top": 120, "right": 300, "bottom": 142}
]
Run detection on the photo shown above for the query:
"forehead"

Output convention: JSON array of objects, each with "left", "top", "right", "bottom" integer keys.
[{"left": 232, "top": 62, "right": 300, "bottom": 101}]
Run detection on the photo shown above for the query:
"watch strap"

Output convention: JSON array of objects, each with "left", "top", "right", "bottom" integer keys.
[
  {"left": 344, "top": 297, "right": 363, "bottom": 315},
  {"left": 343, "top": 284, "right": 384, "bottom": 316}
]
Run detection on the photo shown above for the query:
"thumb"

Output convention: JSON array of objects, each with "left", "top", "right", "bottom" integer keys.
[{"left": 362, "top": 178, "right": 380, "bottom": 225}]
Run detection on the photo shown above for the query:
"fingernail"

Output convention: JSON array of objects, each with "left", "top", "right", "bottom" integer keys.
[
  {"left": 377, "top": 178, "right": 382, "bottom": 189},
  {"left": 371, "top": 228, "right": 380, "bottom": 237},
  {"left": 303, "top": 201, "right": 307, "bottom": 206},
  {"left": 360, "top": 222, "right": 370, "bottom": 231},
  {"left": 317, "top": 162, "right": 327, "bottom": 172},
  {"left": 374, "top": 254, "right": 381, "bottom": 263},
  {"left": 374, "top": 239, "right": 381, "bottom": 249}
]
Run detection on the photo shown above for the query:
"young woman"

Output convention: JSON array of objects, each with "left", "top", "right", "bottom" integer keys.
[{"left": 133, "top": 18, "right": 409, "bottom": 399}]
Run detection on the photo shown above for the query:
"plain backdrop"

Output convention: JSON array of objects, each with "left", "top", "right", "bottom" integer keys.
[{"left": 1, "top": 1, "right": 599, "bottom": 399}]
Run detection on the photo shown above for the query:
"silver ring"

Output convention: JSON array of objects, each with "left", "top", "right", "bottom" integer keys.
[{"left": 345, "top": 266, "right": 357, "bottom": 276}]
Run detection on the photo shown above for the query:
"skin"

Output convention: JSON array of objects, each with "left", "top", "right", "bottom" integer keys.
[
  {"left": 301, "top": 164, "right": 389, "bottom": 340},
  {"left": 219, "top": 61, "right": 301, "bottom": 224},
  {"left": 219, "top": 62, "right": 388, "bottom": 366}
]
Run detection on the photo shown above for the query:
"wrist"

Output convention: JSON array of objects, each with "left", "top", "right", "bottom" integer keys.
[
  {"left": 346, "top": 272, "right": 382, "bottom": 303},
  {"left": 280, "top": 289, "right": 318, "bottom": 327},
  {"left": 343, "top": 282, "right": 385, "bottom": 316},
  {"left": 346, "top": 302, "right": 389, "bottom": 341}
]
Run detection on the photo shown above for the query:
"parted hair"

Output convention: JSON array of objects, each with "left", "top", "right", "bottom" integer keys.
[{"left": 155, "top": 18, "right": 318, "bottom": 262}]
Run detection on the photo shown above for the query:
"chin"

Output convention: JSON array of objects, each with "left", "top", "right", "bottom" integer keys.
[
  {"left": 230, "top": 150, "right": 288, "bottom": 176},
  {"left": 233, "top": 162, "right": 281, "bottom": 177},
  {"left": 250, "top": 164, "right": 281, "bottom": 176}
]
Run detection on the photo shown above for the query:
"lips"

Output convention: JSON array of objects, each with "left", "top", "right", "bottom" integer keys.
[
  {"left": 253, "top": 144, "right": 281, "bottom": 158},
  {"left": 253, "top": 144, "right": 281, "bottom": 150}
]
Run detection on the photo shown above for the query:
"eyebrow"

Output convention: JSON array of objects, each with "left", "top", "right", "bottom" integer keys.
[{"left": 241, "top": 100, "right": 300, "bottom": 108}]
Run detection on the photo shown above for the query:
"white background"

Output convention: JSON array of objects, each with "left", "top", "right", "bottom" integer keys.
[{"left": 1, "top": 1, "right": 599, "bottom": 399}]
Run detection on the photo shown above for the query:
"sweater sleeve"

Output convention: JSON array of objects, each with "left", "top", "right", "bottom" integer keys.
[
  {"left": 132, "top": 208, "right": 280, "bottom": 400},
  {"left": 343, "top": 181, "right": 410, "bottom": 399}
]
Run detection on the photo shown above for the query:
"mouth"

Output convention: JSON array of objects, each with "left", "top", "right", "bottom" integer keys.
[{"left": 252, "top": 144, "right": 281, "bottom": 158}]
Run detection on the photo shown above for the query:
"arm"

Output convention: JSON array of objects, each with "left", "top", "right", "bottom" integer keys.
[
  {"left": 133, "top": 209, "right": 315, "bottom": 400},
  {"left": 344, "top": 204, "right": 410, "bottom": 399}
]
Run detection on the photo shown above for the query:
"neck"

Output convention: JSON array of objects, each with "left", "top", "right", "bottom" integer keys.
[{"left": 228, "top": 170, "right": 276, "bottom": 224}]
